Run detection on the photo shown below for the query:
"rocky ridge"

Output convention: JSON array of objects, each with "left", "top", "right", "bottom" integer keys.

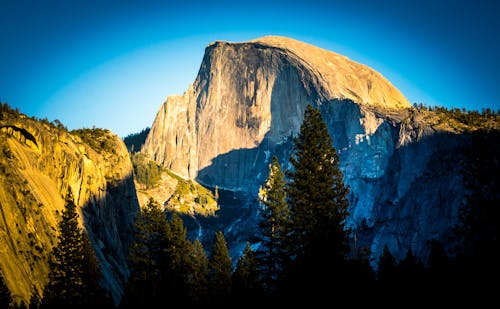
[
  {"left": 0, "top": 111, "right": 138, "bottom": 306},
  {"left": 142, "top": 36, "right": 497, "bottom": 265}
]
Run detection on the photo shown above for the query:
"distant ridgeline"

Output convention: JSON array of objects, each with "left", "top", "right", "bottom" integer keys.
[{"left": 123, "top": 127, "right": 150, "bottom": 153}]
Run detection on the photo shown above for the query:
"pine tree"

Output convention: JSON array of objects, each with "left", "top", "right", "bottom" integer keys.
[
  {"left": 258, "top": 156, "right": 289, "bottom": 293},
  {"left": 0, "top": 272, "right": 12, "bottom": 308},
  {"left": 121, "top": 198, "right": 168, "bottom": 308},
  {"left": 187, "top": 239, "right": 209, "bottom": 304},
  {"left": 208, "top": 231, "right": 232, "bottom": 303},
  {"left": 397, "top": 248, "right": 424, "bottom": 285},
  {"left": 164, "top": 213, "right": 191, "bottom": 303},
  {"left": 285, "top": 105, "right": 350, "bottom": 296},
  {"left": 377, "top": 245, "right": 397, "bottom": 284},
  {"left": 43, "top": 189, "right": 107, "bottom": 307},
  {"left": 233, "top": 243, "right": 263, "bottom": 302}
]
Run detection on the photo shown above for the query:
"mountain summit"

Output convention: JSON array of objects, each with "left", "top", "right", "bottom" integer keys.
[
  {"left": 143, "top": 36, "right": 410, "bottom": 184},
  {"left": 248, "top": 36, "right": 410, "bottom": 109},
  {"left": 142, "top": 36, "right": 496, "bottom": 267}
]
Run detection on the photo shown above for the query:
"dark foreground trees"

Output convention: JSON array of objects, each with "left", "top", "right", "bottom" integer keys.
[
  {"left": 42, "top": 189, "right": 109, "bottom": 308},
  {"left": 284, "top": 105, "right": 351, "bottom": 298}
]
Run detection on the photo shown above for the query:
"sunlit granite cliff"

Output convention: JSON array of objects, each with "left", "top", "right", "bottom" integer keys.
[
  {"left": 0, "top": 112, "right": 138, "bottom": 305},
  {"left": 142, "top": 36, "right": 498, "bottom": 266}
]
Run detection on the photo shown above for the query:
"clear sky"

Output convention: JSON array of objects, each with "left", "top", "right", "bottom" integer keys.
[{"left": 1, "top": 0, "right": 499, "bottom": 137}]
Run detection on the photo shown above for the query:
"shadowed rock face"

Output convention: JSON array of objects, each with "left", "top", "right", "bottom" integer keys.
[
  {"left": 142, "top": 36, "right": 486, "bottom": 266},
  {"left": 0, "top": 117, "right": 138, "bottom": 306}
]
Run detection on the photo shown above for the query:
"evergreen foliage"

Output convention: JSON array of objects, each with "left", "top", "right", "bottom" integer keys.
[
  {"left": 186, "top": 239, "right": 209, "bottom": 304},
  {"left": 131, "top": 153, "right": 162, "bottom": 189},
  {"left": 163, "top": 213, "right": 192, "bottom": 304},
  {"left": 233, "top": 243, "right": 263, "bottom": 302},
  {"left": 71, "top": 128, "right": 116, "bottom": 154},
  {"left": 122, "top": 127, "right": 150, "bottom": 153},
  {"left": 121, "top": 198, "right": 168, "bottom": 308},
  {"left": 258, "top": 156, "right": 289, "bottom": 293},
  {"left": 377, "top": 245, "right": 397, "bottom": 283},
  {"left": 285, "top": 105, "right": 350, "bottom": 297},
  {"left": 287, "top": 105, "right": 350, "bottom": 259},
  {"left": 42, "top": 189, "right": 108, "bottom": 307},
  {"left": 208, "top": 231, "right": 232, "bottom": 303}
]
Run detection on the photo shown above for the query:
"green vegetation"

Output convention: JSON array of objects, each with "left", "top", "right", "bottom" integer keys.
[
  {"left": 208, "top": 231, "right": 233, "bottom": 303},
  {"left": 257, "top": 156, "right": 289, "bottom": 293},
  {"left": 71, "top": 128, "right": 117, "bottom": 154},
  {"left": 233, "top": 243, "right": 262, "bottom": 301},
  {"left": 287, "top": 104, "right": 350, "bottom": 259},
  {"left": 123, "top": 127, "right": 150, "bottom": 153},
  {"left": 121, "top": 198, "right": 211, "bottom": 307},
  {"left": 42, "top": 190, "right": 109, "bottom": 307},
  {"left": 166, "top": 170, "right": 218, "bottom": 216},
  {"left": 131, "top": 153, "right": 162, "bottom": 188},
  {"left": 412, "top": 102, "right": 499, "bottom": 130}
]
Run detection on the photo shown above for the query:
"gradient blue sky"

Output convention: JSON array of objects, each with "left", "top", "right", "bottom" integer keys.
[{"left": 1, "top": 0, "right": 499, "bottom": 137}]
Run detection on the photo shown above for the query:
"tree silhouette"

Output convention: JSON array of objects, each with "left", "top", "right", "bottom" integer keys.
[
  {"left": 121, "top": 198, "right": 168, "bottom": 308},
  {"left": 377, "top": 245, "right": 397, "bottom": 284},
  {"left": 43, "top": 189, "right": 107, "bottom": 307},
  {"left": 186, "top": 239, "right": 209, "bottom": 304},
  {"left": 258, "top": 156, "right": 289, "bottom": 293},
  {"left": 208, "top": 231, "right": 232, "bottom": 304},
  {"left": 233, "top": 243, "right": 263, "bottom": 302},
  {"left": 285, "top": 105, "right": 350, "bottom": 297}
]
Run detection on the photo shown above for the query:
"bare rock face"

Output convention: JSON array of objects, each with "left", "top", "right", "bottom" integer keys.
[
  {"left": 142, "top": 36, "right": 485, "bottom": 266},
  {"left": 143, "top": 36, "right": 409, "bottom": 185},
  {"left": 0, "top": 115, "right": 138, "bottom": 306}
]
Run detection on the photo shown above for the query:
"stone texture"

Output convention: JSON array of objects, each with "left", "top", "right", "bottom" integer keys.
[
  {"left": 0, "top": 118, "right": 138, "bottom": 305},
  {"left": 142, "top": 36, "right": 491, "bottom": 267}
]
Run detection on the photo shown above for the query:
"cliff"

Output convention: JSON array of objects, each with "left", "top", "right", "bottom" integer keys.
[
  {"left": 142, "top": 36, "right": 498, "bottom": 265},
  {"left": 0, "top": 109, "right": 138, "bottom": 306}
]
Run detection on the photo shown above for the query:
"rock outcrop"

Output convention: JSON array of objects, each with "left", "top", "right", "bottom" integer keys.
[
  {"left": 0, "top": 113, "right": 138, "bottom": 306},
  {"left": 142, "top": 36, "right": 496, "bottom": 266}
]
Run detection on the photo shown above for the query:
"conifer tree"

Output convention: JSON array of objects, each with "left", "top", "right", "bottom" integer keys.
[
  {"left": 377, "top": 245, "right": 397, "bottom": 284},
  {"left": 233, "top": 243, "right": 263, "bottom": 302},
  {"left": 186, "top": 239, "right": 209, "bottom": 304},
  {"left": 208, "top": 231, "right": 233, "bottom": 303},
  {"left": 428, "top": 239, "right": 448, "bottom": 280},
  {"left": 258, "top": 156, "right": 289, "bottom": 293},
  {"left": 285, "top": 105, "right": 350, "bottom": 296},
  {"left": 397, "top": 248, "right": 424, "bottom": 285},
  {"left": 121, "top": 198, "right": 168, "bottom": 308},
  {"left": 43, "top": 189, "right": 107, "bottom": 307},
  {"left": 163, "top": 213, "right": 191, "bottom": 303}
]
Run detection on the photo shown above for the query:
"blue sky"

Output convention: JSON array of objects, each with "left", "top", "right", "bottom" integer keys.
[{"left": 1, "top": 0, "right": 498, "bottom": 137}]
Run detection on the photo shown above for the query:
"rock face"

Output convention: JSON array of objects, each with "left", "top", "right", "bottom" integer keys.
[
  {"left": 142, "top": 36, "right": 487, "bottom": 266},
  {"left": 143, "top": 36, "right": 409, "bottom": 183},
  {"left": 0, "top": 114, "right": 138, "bottom": 305}
]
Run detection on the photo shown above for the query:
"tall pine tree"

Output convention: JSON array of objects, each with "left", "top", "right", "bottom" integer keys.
[
  {"left": 186, "top": 239, "right": 209, "bottom": 304},
  {"left": 121, "top": 198, "right": 168, "bottom": 308},
  {"left": 163, "top": 213, "right": 192, "bottom": 304},
  {"left": 258, "top": 156, "right": 289, "bottom": 293},
  {"left": 43, "top": 189, "right": 107, "bottom": 307},
  {"left": 208, "top": 231, "right": 232, "bottom": 304},
  {"left": 233, "top": 243, "right": 263, "bottom": 302},
  {"left": 285, "top": 105, "right": 350, "bottom": 294}
]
